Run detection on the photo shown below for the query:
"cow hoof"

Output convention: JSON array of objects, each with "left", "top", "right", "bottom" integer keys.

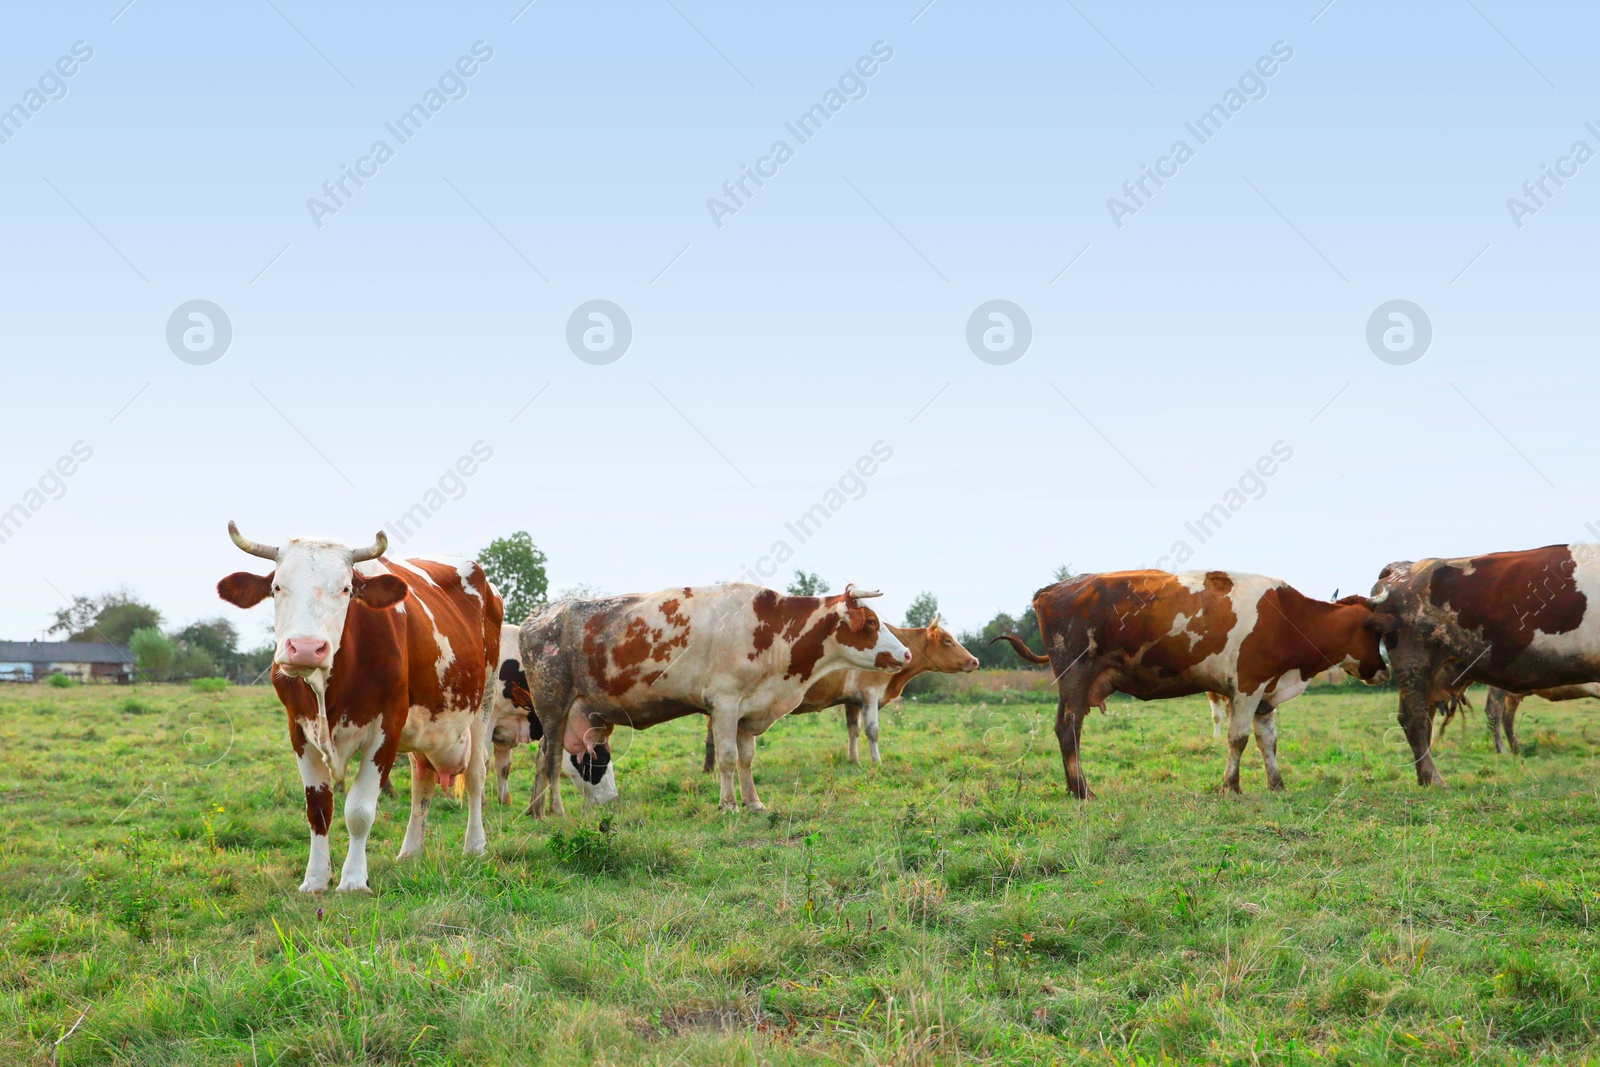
[
  {"left": 1268, "top": 780, "right": 1286, "bottom": 793},
  {"left": 463, "top": 841, "right": 486, "bottom": 856},
  {"left": 746, "top": 803, "right": 768, "bottom": 813},
  {"left": 298, "top": 879, "right": 329, "bottom": 893},
  {"left": 397, "top": 847, "right": 421, "bottom": 861},
  {"left": 335, "top": 880, "right": 371, "bottom": 893}
]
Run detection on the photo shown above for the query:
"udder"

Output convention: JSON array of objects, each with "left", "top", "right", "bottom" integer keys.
[{"left": 563, "top": 709, "right": 613, "bottom": 758}]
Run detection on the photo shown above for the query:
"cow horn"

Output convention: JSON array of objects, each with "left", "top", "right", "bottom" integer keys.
[
  {"left": 843, "top": 584, "right": 882, "bottom": 601},
  {"left": 930, "top": 613, "right": 941, "bottom": 629},
  {"left": 1367, "top": 588, "right": 1391, "bottom": 605},
  {"left": 228, "top": 521, "right": 278, "bottom": 560},
  {"left": 350, "top": 530, "right": 388, "bottom": 563}
]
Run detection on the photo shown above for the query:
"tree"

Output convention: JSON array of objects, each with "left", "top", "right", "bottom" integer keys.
[
  {"left": 904, "top": 591, "right": 939, "bottom": 628},
  {"left": 786, "top": 570, "right": 830, "bottom": 597},
  {"left": 960, "top": 607, "right": 1047, "bottom": 670},
  {"left": 49, "top": 588, "right": 162, "bottom": 645},
  {"left": 477, "top": 531, "right": 549, "bottom": 624},
  {"left": 176, "top": 618, "right": 240, "bottom": 672},
  {"left": 129, "top": 627, "right": 174, "bottom": 680}
]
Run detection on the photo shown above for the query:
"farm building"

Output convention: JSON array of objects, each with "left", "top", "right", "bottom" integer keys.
[{"left": 0, "top": 641, "right": 135, "bottom": 683}]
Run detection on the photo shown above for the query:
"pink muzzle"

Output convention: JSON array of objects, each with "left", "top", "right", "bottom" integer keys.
[{"left": 282, "top": 637, "right": 330, "bottom": 668}]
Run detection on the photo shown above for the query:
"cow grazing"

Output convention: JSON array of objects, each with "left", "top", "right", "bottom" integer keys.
[
  {"left": 1369, "top": 545, "right": 1600, "bottom": 786},
  {"left": 700, "top": 615, "right": 981, "bottom": 770},
  {"left": 992, "top": 570, "right": 1397, "bottom": 798},
  {"left": 1481, "top": 684, "right": 1600, "bottom": 754},
  {"left": 216, "top": 522, "right": 501, "bottom": 892},
  {"left": 489, "top": 623, "right": 616, "bottom": 806},
  {"left": 519, "top": 583, "right": 911, "bottom": 815}
]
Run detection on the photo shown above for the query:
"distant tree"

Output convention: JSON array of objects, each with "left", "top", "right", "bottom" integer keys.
[
  {"left": 786, "top": 570, "right": 830, "bottom": 597},
  {"left": 170, "top": 644, "right": 218, "bottom": 680},
  {"left": 1053, "top": 564, "right": 1074, "bottom": 583},
  {"left": 176, "top": 618, "right": 240, "bottom": 672},
  {"left": 477, "top": 531, "right": 549, "bottom": 624},
  {"left": 49, "top": 588, "right": 162, "bottom": 645},
  {"left": 960, "top": 607, "right": 1046, "bottom": 670},
  {"left": 129, "top": 627, "right": 174, "bottom": 680},
  {"left": 904, "top": 591, "right": 939, "bottom": 628},
  {"left": 549, "top": 583, "right": 603, "bottom": 602}
]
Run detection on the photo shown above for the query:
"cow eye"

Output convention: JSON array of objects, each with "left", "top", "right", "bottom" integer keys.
[
  {"left": 271, "top": 584, "right": 280, "bottom": 594},
  {"left": 342, "top": 586, "right": 352, "bottom": 595}
]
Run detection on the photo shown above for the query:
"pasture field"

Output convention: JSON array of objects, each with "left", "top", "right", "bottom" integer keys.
[{"left": 6, "top": 682, "right": 1600, "bottom": 1065}]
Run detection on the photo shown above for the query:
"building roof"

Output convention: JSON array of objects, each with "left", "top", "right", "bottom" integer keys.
[{"left": 0, "top": 641, "right": 133, "bottom": 664}]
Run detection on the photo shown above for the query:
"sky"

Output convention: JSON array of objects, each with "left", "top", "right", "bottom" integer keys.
[{"left": 0, "top": 0, "right": 1596, "bottom": 644}]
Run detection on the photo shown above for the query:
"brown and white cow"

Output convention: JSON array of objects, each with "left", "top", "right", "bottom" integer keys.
[
  {"left": 216, "top": 522, "right": 501, "bottom": 892},
  {"left": 1481, "top": 684, "right": 1600, "bottom": 754},
  {"left": 489, "top": 624, "right": 617, "bottom": 806},
  {"left": 699, "top": 615, "right": 979, "bottom": 770},
  {"left": 519, "top": 583, "right": 910, "bottom": 815},
  {"left": 1369, "top": 545, "right": 1600, "bottom": 786},
  {"left": 992, "top": 569, "right": 1397, "bottom": 798}
]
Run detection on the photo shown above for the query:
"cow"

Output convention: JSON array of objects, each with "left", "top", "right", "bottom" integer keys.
[
  {"left": 699, "top": 615, "right": 981, "bottom": 770},
  {"left": 1369, "top": 545, "right": 1600, "bottom": 786},
  {"left": 216, "top": 522, "right": 501, "bottom": 892},
  {"left": 518, "top": 583, "right": 911, "bottom": 815},
  {"left": 991, "top": 569, "right": 1398, "bottom": 798},
  {"left": 488, "top": 623, "right": 616, "bottom": 806},
  {"left": 1480, "top": 683, "right": 1600, "bottom": 754}
]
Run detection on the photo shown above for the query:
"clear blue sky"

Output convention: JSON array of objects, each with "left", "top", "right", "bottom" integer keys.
[{"left": 1, "top": 0, "right": 1595, "bottom": 642}]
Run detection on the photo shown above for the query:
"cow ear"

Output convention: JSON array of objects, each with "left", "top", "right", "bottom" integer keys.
[
  {"left": 353, "top": 572, "right": 408, "bottom": 609},
  {"left": 846, "top": 602, "right": 871, "bottom": 632},
  {"left": 218, "top": 571, "right": 273, "bottom": 608},
  {"left": 1364, "top": 612, "right": 1402, "bottom": 634}
]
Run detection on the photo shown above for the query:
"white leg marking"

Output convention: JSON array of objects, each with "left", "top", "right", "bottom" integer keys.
[
  {"left": 338, "top": 754, "right": 383, "bottom": 892},
  {"left": 398, "top": 753, "right": 436, "bottom": 861}
]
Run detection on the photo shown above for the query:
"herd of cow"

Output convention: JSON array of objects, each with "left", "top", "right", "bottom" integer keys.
[{"left": 214, "top": 523, "right": 1600, "bottom": 892}]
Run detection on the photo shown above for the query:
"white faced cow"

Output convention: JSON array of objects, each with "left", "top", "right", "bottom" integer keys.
[
  {"left": 216, "top": 522, "right": 501, "bottom": 892},
  {"left": 519, "top": 583, "right": 910, "bottom": 815}
]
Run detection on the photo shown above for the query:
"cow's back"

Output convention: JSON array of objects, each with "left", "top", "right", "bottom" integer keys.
[
  {"left": 1039, "top": 571, "right": 1254, "bottom": 679},
  {"left": 370, "top": 557, "right": 501, "bottom": 714},
  {"left": 1393, "top": 545, "right": 1600, "bottom": 688}
]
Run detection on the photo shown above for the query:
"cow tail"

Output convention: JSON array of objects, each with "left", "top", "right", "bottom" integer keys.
[
  {"left": 702, "top": 718, "right": 715, "bottom": 774},
  {"left": 989, "top": 633, "right": 1050, "bottom": 665}
]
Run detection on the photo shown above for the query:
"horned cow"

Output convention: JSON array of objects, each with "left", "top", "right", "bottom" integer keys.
[{"left": 216, "top": 522, "right": 501, "bottom": 892}]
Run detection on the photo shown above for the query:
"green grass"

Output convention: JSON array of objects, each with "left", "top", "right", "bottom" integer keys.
[{"left": 6, "top": 681, "right": 1600, "bottom": 1064}]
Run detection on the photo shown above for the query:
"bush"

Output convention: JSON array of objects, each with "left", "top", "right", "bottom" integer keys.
[
  {"left": 190, "top": 677, "right": 230, "bottom": 693},
  {"left": 47, "top": 673, "right": 78, "bottom": 689},
  {"left": 121, "top": 696, "right": 158, "bottom": 715}
]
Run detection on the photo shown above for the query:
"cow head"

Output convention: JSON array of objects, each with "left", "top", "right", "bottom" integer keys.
[
  {"left": 216, "top": 521, "right": 407, "bottom": 678},
  {"left": 1333, "top": 592, "right": 1402, "bottom": 684},
  {"left": 827, "top": 585, "right": 912, "bottom": 671},
  {"left": 908, "top": 614, "right": 980, "bottom": 673}
]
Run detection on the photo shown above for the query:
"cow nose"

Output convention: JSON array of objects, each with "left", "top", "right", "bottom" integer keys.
[
  {"left": 283, "top": 637, "right": 330, "bottom": 667},
  {"left": 900, "top": 648, "right": 912, "bottom": 664}
]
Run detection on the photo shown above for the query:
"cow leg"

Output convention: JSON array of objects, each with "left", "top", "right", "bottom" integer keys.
[
  {"left": 736, "top": 727, "right": 765, "bottom": 811},
  {"left": 1394, "top": 664, "right": 1446, "bottom": 787},
  {"left": 296, "top": 748, "right": 334, "bottom": 893},
  {"left": 845, "top": 705, "right": 861, "bottom": 764},
  {"left": 398, "top": 751, "right": 437, "bottom": 860},
  {"left": 494, "top": 743, "right": 513, "bottom": 805},
  {"left": 1223, "top": 695, "right": 1257, "bottom": 793},
  {"left": 1484, "top": 689, "right": 1505, "bottom": 754},
  {"left": 1209, "top": 693, "right": 1226, "bottom": 739},
  {"left": 710, "top": 709, "right": 741, "bottom": 812},
  {"left": 1503, "top": 692, "right": 1524, "bottom": 755},
  {"left": 862, "top": 691, "right": 883, "bottom": 766},
  {"left": 462, "top": 703, "right": 489, "bottom": 855},
  {"left": 1052, "top": 676, "right": 1096, "bottom": 800},
  {"left": 526, "top": 707, "right": 569, "bottom": 819},
  {"left": 1252, "top": 702, "right": 1284, "bottom": 791},
  {"left": 337, "top": 752, "right": 384, "bottom": 892}
]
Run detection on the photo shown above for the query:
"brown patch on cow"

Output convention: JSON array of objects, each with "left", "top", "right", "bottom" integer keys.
[
  {"left": 834, "top": 605, "right": 882, "bottom": 652},
  {"left": 787, "top": 615, "right": 839, "bottom": 680},
  {"left": 1205, "top": 571, "right": 1233, "bottom": 593},
  {"left": 750, "top": 589, "right": 819, "bottom": 661},
  {"left": 1429, "top": 545, "right": 1587, "bottom": 672},
  {"left": 583, "top": 600, "right": 692, "bottom": 697},
  {"left": 873, "top": 651, "right": 901, "bottom": 669},
  {"left": 305, "top": 784, "right": 332, "bottom": 835}
]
